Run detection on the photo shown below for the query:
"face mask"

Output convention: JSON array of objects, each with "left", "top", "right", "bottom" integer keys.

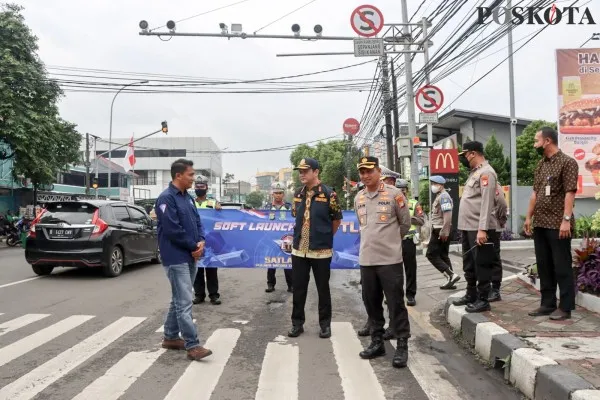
[
  {"left": 431, "top": 185, "right": 441, "bottom": 194},
  {"left": 535, "top": 144, "right": 545, "bottom": 156},
  {"left": 459, "top": 154, "right": 471, "bottom": 169},
  {"left": 195, "top": 189, "right": 207, "bottom": 197}
]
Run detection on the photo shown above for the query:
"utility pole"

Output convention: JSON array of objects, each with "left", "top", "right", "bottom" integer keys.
[
  {"left": 346, "top": 134, "right": 352, "bottom": 209},
  {"left": 401, "top": 0, "right": 419, "bottom": 199},
  {"left": 380, "top": 56, "right": 394, "bottom": 170},
  {"left": 85, "top": 132, "right": 91, "bottom": 195},
  {"left": 390, "top": 60, "right": 401, "bottom": 173},
  {"left": 507, "top": 0, "right": 518, "bottom": 235},
  {"left": 422, "top": 17, "right": 433, "bottom": 214}
]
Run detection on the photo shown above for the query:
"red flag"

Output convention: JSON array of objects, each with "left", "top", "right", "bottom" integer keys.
[{"left": 123, "top": 136, "right": 135, "bottom": 171}]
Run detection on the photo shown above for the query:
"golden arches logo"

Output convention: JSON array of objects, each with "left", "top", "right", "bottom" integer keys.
[{"left": 435, "top": 152, "right": 455, "bottom": 170}]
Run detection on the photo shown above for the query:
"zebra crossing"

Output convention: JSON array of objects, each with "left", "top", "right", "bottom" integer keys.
[{"left": 0, "top": 310, "right": 439, "bottom": 400}]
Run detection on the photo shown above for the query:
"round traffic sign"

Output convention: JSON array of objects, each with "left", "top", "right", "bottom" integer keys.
[
  {"left": 415, "top": 85, "right": 444, "bottom": 113},
  {"left": 350, "top": 5, "right": 384, "bottom": 38},
  {"left": 343, "top": 118, "right": 360, "bottom": 135}
]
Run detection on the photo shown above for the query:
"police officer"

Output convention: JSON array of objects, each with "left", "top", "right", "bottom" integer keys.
[
  {"left": 288, "top": 158, "right": 343, "bottom": 339},
  {"left": 266, "top": 181, "right": 293, "bottom": 293},
  {"left": 192, "top": 178, "right": 222, "bottom": 305},
  {"left": 355, "top": 156, "right": 411, "bottom": 368},
  {"left": 395, "top": 178, "right": 424, "bottom": 306},
  {"left": 453, "top": 141, "right": 498, "bottom": 313},
  {"left": 427, "top": 176, "right": 461, "bottom": 289},
  {"left": 489, "top": 183, "right": 508, "bottom": 302}
]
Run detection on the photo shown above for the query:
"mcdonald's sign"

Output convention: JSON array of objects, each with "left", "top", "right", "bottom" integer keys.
[{"left": 430, "top": 149, "right": 459, "bottom": 174}]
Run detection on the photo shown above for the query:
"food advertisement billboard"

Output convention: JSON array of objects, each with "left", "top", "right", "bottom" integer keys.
[{"left": 556, "top": 48, "right": 600, "bottom": 199}]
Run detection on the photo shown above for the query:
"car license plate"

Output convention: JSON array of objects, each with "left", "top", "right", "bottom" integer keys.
[{"left": 49, "top": 229, "right": 73, "bottom": 238}]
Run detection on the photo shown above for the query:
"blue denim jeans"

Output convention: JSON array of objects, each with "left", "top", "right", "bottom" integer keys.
[{"left": 163, "top": 262, "right": 200, "bottom": 350}]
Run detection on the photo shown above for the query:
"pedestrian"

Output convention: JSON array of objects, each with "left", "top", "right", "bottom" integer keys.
[
  {"left": 426, "top": 175, "right": 461, "bottom": 289},
  {"left": 452, "top": 141, "right": 498, "bottom": 313},
  {"left": 524, "top": 126, "right": 578, "bottom": 321},
  {"left": 192, "top": 178, "right": 222, "bottom": 305},
  {"left": 288, "top": 158, "right": 343, "bottom": 339},
  {"left": 265, "top": 181, "right": 293, "bottom": 293},
  {"left": 395, "top": 178, "right": 424, "bottom": 307},
  {"left": 155, "top": 159, "right": 212, "bottom": 361},
  {"left": 355, "top": 156, "right": 411, "bottom": 368},
  {"left": 489, "top": 183, "right": 508, "bottom": 302}
]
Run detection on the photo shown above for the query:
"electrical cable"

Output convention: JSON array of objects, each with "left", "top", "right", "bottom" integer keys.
[
  {"left": 253, "top": 0, "right": 319, "bottom": 34},
  {"left": 150, "top": 0, "right": 253, "bottom": 32}
]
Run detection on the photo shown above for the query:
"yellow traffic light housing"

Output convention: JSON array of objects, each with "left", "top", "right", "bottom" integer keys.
[{"left": 92, "top": 178, "right": 99, "bottom": 189}]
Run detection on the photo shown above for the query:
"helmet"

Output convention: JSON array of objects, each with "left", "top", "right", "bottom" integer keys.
[
  {"left": 379, "top": 165, "right": 400, "bottom": 181},
  {"left": 271, "top": 182, "right": 285, "bottom": 193},
  {"left": 194, "top": 178, "right": 208, "bottom": 190},
  {"left": 395, "top": 179, "right": 409, "bottom": 189}
]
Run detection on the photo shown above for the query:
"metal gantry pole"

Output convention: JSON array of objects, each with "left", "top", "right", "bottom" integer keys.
[
  {"left": 422, "top": 17, "right": 434, "bottom": 215},
  {"left": 507, "top": 0, "right": 518, "bottom": 235},
  {"left": 401, "top": 0, "right": 419, "bottom": 200},
  {"left": 380, "top": 56, "right": 395, "bottom": 170},
  {"left": 390, "top": 60, "right": 401, "bottom": 173}
]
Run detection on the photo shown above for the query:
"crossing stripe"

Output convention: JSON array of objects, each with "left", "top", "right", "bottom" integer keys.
[
  {"left": 255, "top": 341, "right": 299, "bottom": 400},
  {"left": 0, "top": 315, "right": 94, "bottom": 368},
  {"left": 71, "top": 349, "right": 166, "bottom": 400},
  {"left": 0, "top": 314, "right": 51, "bottom": 337},
  {"left": 164, "top": 328, "right": 241, "bottom": 400},
  {"left": 330, "top": 322, "right": 386, "bottom": 400},
  {"left": 0, "top": 316, "right": 146, "bottom": 400},
  {"left": 156, "top": 319, "right": 196, "bottom": 333},
  {"left": 0, "top": 277, "right": 41, "bottom": 289}
]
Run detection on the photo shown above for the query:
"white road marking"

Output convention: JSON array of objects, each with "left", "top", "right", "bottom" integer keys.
[
  {"left": 156, "top": 319, "right": 196, "bottom": 333},
  {"left": 255, "top": 342, "right": 299, "bottom": 400},
  {"left": 407, "top": 308, "right": 445, "bottom": 341},
  {"left": 0, "top": 315, "right": 94, "bottom": 368},
  {"left": 391, "top": 339, "right": 464, "bottom": 400},
  {"left": 0, "top": 316, "right": 146, "bottom": 400},
  {"left": 330, "top": 322, "right": 386, "bottom": 400},
  {"left": 0, "top": 277, "right": 41, "bottom": 289},
  {"left": 0, "top": 314, "right": 50, "bottom": 337},
  {"left": 233, "top": 320, "right": 249, "bottom": 324},
  {"left": 502, "top": 274, "right": 519, "bottom": 282},
  {"left": 164, "top": 328, "right": 241, "bottom": 400},
  {"left": 71, "top": 349, "right": 166, "bottom": 400}
]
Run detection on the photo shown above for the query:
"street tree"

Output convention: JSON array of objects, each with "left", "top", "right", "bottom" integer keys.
[
  {"left": 246, "top": 191, "right": 265, "bottom": 209},
  {"left": 484, "top": 134, "right": 510, "bottom": 186},
  {"left": 0, "top": 3, "right": 82, "bottom": 188},
  {"left": 516, "top": 120, "right": 556, "bottom": 185}
]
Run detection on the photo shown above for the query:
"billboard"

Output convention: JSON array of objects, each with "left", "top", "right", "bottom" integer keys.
[{"left": 556, "top": 48, "right": 600, "bottom": 199}]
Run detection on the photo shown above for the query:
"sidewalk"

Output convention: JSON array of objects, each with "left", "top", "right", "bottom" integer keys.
[{"left": 444, "top": 252, "right": 600, "bottom": 400}]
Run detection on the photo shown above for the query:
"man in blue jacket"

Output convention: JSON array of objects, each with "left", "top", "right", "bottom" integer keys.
[{"left": 155, "top": 159, "right": 212, "bottom": 361}]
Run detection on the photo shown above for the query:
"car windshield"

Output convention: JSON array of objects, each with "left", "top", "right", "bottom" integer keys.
[{"left": 39, "top": 203, "right": 97, "bottom": 225}]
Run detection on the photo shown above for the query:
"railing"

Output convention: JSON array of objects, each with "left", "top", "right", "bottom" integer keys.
[{"left": 132, "top": 177, "right": 157, "bottom": 186}]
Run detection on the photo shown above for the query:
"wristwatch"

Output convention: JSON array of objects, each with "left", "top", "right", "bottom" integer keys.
[{"left": 563, "top": 215, "right": 571, "bottom": 221}]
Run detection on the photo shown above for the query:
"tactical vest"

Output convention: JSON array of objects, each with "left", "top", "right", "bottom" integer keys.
[
  {"left": 196, "top": 199, "right": 215, "bottom": 209},
  {"left": 292, "top": 184, "right": 335, "bottom": 251},
  {"left": 269, "top": 203, "right": 290, "bottom": 220},
  {"left": 406, "top": 199, "right": 418, "bottom": 238}
]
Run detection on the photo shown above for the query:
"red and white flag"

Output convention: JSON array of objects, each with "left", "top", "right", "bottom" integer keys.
[{"left": 123, "top": 136, "right": 136, "bottom": 171}]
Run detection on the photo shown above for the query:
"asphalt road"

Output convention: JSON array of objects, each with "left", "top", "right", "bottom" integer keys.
[{"left": 0, "top": 246, "right": 523, "bottom": 400}]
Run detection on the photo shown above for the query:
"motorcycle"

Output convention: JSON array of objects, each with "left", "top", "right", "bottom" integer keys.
[{"left": 6, "top": 218, "right": 27, "bottom": 247}]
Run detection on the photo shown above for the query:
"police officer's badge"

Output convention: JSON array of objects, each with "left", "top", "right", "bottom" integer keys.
[
  {"left": 362, "top": 157, "right": 367, "bottom": 163},
  {"left": 300, "top": 159, "right": 306, "bottom": 165}
]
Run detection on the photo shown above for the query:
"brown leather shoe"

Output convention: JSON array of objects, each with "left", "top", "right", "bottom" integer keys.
[
  {"left": 549, "top": 309, "right": 571, "bottom": 321},
  {"left": 162, "top": 338, "right": 185, "bottom": 350},
  {"left": 187, "top": 346, "right": 213, "bottom": 361}
]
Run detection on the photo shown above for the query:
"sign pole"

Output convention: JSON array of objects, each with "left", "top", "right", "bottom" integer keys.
[{"left": 423, "top": 18, "right": 434, "bottom": 215}]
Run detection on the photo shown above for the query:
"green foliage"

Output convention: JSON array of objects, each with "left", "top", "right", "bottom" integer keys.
[
  {"left": 245, "top": 191, "right": 265, "bottom": 208},
  {"left": 419, "top": 180, "right": 430, "bottom": 214},
  {"left": 592, "top": 209, "right": 600, "bottom": 233},
  {"left": 456, "top": 144, "right": 469, "bottom": 186},
  {"left": 289, "top": 140, "right": 361, "bottom": 209},
  {"left": 574, "top": 216, "right": 600, "bottom": 239},
  {"left": 484, "top": 134, "right": 510, "bottom": 186},
  {"left": 222, "top": 173, "right": 235, "bottom": 185},
  {"left": 516, "top": 120, "right": 556, "bottom": 186},
  {"left": 0, "top": 3, "right": 82, "bottom": 186}
]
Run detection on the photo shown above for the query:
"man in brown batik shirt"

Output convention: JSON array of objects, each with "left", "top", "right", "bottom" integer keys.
[{"left": 524, "top": 127, "right": 578, "bottom": 321}]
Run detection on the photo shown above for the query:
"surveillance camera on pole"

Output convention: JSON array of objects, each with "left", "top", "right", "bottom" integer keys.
[
  {"left": 291, "top": 24, "right": 300, "bottom": 37},
  {"left": 219, "top": 23, "right": 228, "bottom": 35},
  {"left": 166, "top": 20, "right": 176, "bottom": 33},
  {"left": 314, "top": 24, "right": 323, "bottom": 37},
  {"left": 139, "top": 20, "right": 149, "bottom": 33}
]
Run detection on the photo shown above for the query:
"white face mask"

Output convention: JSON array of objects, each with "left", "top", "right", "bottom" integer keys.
[{"left": 431, "top": 185, "right": 441, "bottom": 194}]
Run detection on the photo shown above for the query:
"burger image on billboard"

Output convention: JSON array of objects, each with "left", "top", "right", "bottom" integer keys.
[
  {"left": 559, "top": 98, "right": 600, "bottom": 133},
  {"left": 585, "top": 143, "right": 600, "bottom": 185}
]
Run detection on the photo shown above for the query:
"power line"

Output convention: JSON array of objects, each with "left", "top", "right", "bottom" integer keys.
[
  {"left": 150, "top": 0, "right": 253, "bottom": 32},
  {"left": 254, "top": 0, "right": 319, "bottom": 34}
]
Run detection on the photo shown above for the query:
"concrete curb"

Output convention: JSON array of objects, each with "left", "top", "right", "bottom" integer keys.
[{"left": 444, "top": 295, "right": 600, "bottom": 400}]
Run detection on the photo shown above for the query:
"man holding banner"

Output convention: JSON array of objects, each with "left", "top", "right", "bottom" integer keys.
[
  {"left": 288, "top": 158, "right": 342, "bottom": 339},
  {"left": 265, "top": 181, "right": 293, "bottom": 293}
]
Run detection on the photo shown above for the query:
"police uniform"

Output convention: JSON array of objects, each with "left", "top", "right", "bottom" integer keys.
[
  {"left": 453, "top": 141, "right": 498, "bottom": 313},
  {"left": 288, "top": 158, "right": 343, "bottom": 339},
  {"left": 192, "top": 179, "right": 221, "bottom": 305},
  {"left": 426, "top": 175, "right": 461, "bottom": 289},
  {"left": 355, "top": 156, "right": 411, "bottom": 369},
  {"left": 489, "top": 183, "right": 508, "bottom": 301},
  {"left": 266, "top": 182, "right": 293, "bottom": 293}
]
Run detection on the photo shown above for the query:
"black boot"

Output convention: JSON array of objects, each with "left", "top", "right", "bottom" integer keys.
[
  {"left": 392, "top": 338, "right": 408, "bottom": 368},
  {"left": 452, "top": 293, "right": 476, "bottom": 306},
  {"left": 359, "top": 338, "right": 386, "bottom": 359},
  {"left": 288, "top": 326, "right": 304, "bottom": 337},
  {"left": 382, "top": 327, "right": 394, "bottom": 341},
  {"left": 357, "top": 321, "right": 370, "bottom": 337},
  {"left": 488, "top": 289, "right": 502, "bottom": 302},
  {"left": 440, "top": 271, "right": 461, "bottom": 289},
  {"left": 192, "top": 296, "right": 205, "bottom": 304},
  {"left": 265, "top": 284, "right": 275, "bottom": 293},
  {"left": 465, "top": 299, "right": 491, "bottom": 313}
]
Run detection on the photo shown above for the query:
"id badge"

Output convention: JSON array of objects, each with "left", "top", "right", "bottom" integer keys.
[{"left": 545, "top": 185, "right": 551, "bottom": 196}]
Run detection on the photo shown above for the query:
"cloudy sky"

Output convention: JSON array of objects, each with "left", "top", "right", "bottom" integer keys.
[{"left": 14, "top": 0, "right": 597, "bottom": 182}]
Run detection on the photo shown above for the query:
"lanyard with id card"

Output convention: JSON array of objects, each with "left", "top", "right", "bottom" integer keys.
[{"left": 545, "top": 176, "right": 551, "bottom": 196}]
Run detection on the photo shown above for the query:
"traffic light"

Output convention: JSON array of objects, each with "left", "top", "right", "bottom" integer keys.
[
  {"left": 161, "top": 121, "right": 168, "bottom": 134},
  {"left": 92, "top": 178, "right": 98, "bottom": 190}
]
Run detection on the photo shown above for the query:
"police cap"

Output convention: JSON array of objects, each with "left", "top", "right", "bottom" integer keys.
[
  {"left": 395, "top": 179, "right": 409, "bottom": 188},
  {"left": 271, "top": 182, "right": 285, "bottom": 193},
  {"left": 460, "top": 140, "right": 484, "bottom": 154},
  {"left": 379, "top": 165, "right": 400, "bottom": 181},
  {"left": 357, "top": 156, "right": 379, "bottom": 170},
  {"left": 294, "top": 158, "right": 320, "bottom": 171},
  {"left": 429, "top": 175, "right": 446, "bottom": 185},
  {"left": 194, "top": 178, "right": 208, "bottom": 190}
]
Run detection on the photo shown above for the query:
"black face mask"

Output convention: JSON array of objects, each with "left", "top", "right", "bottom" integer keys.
[
  {"left": 459, "top": 154, "right": 470, "bottom": 169},
  {"left": 195, "top": 189, "right": 207, "bottom": 197},
  {"left": 535, "top": 145, "right": 545, "bottom": 156}
]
